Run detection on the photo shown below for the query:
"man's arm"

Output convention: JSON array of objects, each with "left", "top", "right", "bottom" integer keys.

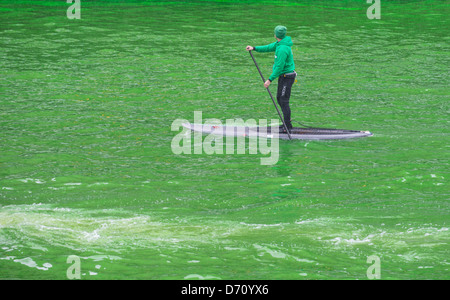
[
  {"left": 268, "top": 47, "right": 288, "bottom": 82},
  {"left": 246, "top": 42, "right": 277, "bottom": 52},
  {"left": 245, "top": 43, "right": 279, "bottom": 88},
  {"left": 254, "top": 42, "right": 277, "bottom": 53}
]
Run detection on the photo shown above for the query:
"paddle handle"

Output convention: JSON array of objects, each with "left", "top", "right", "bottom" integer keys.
[{"left": 249, "top": 50, "right": 292, "bottom": 140}]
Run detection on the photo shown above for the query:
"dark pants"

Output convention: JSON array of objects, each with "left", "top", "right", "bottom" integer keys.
[{"left": 277, "top": 73, "right": 296, "bottom": 129}]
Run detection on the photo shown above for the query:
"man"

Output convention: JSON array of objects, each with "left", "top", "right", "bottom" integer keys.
[{"left": 246, "top": 25, "right": 296, "bottom": 132}]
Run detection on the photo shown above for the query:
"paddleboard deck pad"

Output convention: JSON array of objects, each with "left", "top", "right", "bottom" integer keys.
[{"left": 182, "top": 123, "right": 373, "bottom": 140}]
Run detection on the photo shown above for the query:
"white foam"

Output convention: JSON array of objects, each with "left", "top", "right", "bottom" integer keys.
[
  {"left": 184, "top": 274, "right": 221, "bottom": 280},
  {"left": 88, "top": 182, "right": 109, "bottom": 187},
  {"left": 13, "top": 257, "right": 52, "bottom": 271},
  {"left": 83, "top": 255, "right": 122, "bottom": 262},
  {"left": 18, "top": 178, "right": 45, "bottom": 184}
]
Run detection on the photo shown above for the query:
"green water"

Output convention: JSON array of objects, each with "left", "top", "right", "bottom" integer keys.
[{"left": 0, "top": 0, "right": 448, "bottom": 280}]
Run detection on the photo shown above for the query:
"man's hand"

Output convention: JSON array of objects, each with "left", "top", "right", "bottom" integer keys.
[
  {"left": 246, "top": 45, "right": 254, "bottom": 51},
  {"left": 264, "top": 80, "right": 271, "bottom": 88}
]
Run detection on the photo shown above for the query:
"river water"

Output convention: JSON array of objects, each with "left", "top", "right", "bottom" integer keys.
[{"left": 0, "top": 0, "right": 448, "bottom": 279}]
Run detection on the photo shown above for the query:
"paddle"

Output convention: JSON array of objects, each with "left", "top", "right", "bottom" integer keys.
[{"left": 249, "top": 50, "right": 292, "bottom": 140}]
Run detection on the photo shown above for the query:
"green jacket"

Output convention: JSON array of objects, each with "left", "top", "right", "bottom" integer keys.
[{"left": 254, "top": 36, "right": 295, "bottom": 82}]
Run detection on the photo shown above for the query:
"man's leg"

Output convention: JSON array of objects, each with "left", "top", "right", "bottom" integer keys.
[{"left": 277, "top": 76, "right": 295, "bottom": 130}]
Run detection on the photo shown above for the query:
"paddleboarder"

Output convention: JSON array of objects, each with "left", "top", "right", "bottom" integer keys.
[{"left": 246, "top": 25, "right": 296, "bottom": 132}]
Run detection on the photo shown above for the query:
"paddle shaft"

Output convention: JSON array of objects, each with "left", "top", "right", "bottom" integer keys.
[{"left": 249, "top": 50, "right": 292, "bottom": 140}]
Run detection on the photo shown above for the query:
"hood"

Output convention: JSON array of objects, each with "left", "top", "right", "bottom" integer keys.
[{"left": 278, "top": 36, "right": 293, "bottom": 47}]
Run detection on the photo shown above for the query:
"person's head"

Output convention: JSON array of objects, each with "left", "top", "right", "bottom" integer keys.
[{"left": 274, "top": 25, "right": 287, "bottom": 41}]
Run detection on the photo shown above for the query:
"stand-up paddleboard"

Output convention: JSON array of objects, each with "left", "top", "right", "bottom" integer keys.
[{"left": 182, "top": 123, "right": 372, "bottom": 140}]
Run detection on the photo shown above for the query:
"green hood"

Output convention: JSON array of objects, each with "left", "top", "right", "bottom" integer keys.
[{"left": 278, "top": 36, "right": 293, "bottom": 47}]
